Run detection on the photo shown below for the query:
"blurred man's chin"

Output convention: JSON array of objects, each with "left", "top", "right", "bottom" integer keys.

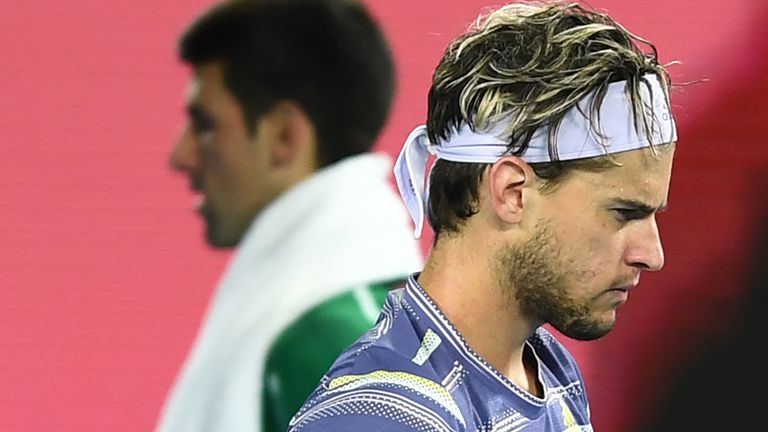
[
  {"left": 202, "top": 216, "right": 239, "bottom": 249},
  {"left": 200, "top": 207, "right": 252, "bottom": 248},
  {"left": 205, "top": 227, "right": 239, "bottom": 249}
]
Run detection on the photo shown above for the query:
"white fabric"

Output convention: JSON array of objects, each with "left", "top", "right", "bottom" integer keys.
[
  {"left": 157, "top": 153, "right": 423, "bottom": 432},
  {"left": 395, "top": 74, "right": 677, "bottom": 238}
]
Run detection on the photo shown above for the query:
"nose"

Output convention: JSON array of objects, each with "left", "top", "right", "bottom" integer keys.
[
  {"left": 624, "top": 216, "right": 665, "bottom": 272},
  {"left": 169, "top": 125, "right": 199, "bottom": 172}
]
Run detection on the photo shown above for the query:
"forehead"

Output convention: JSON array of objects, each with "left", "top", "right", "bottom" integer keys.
[
  {"left": 552, "top": 145, "right": 676, "bottom": 206},
  {"left": 185, "top": 62, "right": 233, "bottom": 106},
  {"left": 184, "top": 61, "right": 246, "bottom": 124}
]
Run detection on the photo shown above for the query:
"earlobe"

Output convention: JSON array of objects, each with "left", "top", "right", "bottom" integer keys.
[{"left": 488, "top": 156, "right": 531, "bottom": 224}]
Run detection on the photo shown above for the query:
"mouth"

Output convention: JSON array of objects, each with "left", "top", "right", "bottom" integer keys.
[
  {"left": 190, "top": 178, "right": 206, "bottom": 212},
  {"left": 606, "top": 288, "right": 630, "bottom": 304},
  {"left": 610, "top": 282, "right": 635, "bottom": 293},
  {"left": 606, "top": 278, "right": 638, "bottom": 304},
  {"left": 612, "top": 274, "right": 640, "bottom": 292},
  {"left": 193, "top": 192, "right": 206, "bottom": 213},
  {"left": 190, "top": 184, "right": 206, "bottom": 212}
]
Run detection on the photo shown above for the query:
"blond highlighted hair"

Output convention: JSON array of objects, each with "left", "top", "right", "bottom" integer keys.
[{"left": 426, "top": 2, "right": 673, "bottom": 237}]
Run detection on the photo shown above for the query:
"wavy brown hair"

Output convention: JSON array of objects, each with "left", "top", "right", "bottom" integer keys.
[{"left": 426, "top": 2, "right": 673, "bottom": 238}]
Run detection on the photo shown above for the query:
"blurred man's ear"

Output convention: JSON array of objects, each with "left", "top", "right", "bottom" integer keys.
[{"left": 258, "top": 100, "right": 318, "bottom": 171}]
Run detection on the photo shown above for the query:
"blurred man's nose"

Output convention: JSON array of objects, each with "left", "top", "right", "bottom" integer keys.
[{"left": 169, "top": 125, "right": 198, "bottom": 172}]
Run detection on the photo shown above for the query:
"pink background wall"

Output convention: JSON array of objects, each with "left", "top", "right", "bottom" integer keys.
[{"left": 2, "top": 1, "right": 767, "bottom": 430}]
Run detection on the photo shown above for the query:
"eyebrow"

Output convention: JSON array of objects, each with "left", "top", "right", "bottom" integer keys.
[{"left": 610, "top": 198, "right": 668, "bottom": 214}]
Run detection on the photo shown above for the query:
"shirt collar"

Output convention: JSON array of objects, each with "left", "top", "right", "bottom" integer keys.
[{"left": 403, "top": 273, "right": 548, "bottom": 407}]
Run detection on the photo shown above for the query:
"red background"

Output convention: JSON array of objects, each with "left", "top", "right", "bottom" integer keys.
[{"left": 2, "top": 1, "right": 767, "bottom": 430}]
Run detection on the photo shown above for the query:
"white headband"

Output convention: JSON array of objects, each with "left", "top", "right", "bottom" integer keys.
[{"left": 394, "top": 74, "right": 677, "bottom": 238}]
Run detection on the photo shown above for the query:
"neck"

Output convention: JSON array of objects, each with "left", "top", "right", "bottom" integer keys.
[{"left": 418, "top": 231, "right": 541, "bottom": 392}]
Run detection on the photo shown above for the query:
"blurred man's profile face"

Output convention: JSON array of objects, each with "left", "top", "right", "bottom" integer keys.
[
  {"left": 498, "top": 145, "right": 675, "bottom": 340},
  {"left": 169, "top": 62, "right": 275, "bottom": 247}
]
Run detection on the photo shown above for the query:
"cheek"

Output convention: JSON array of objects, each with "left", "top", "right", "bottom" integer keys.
[
  {"left": 200, "top": 138, "right": 229, "bottom": 170},
  {"left": 201, "top": 138, "right": 249, "bottom": 190},
  {"left": 200, "top": 149, "right": 226, "bottom": 189},
  {"left": 562, "top": 230, "right": 620, "bottom": 288}
]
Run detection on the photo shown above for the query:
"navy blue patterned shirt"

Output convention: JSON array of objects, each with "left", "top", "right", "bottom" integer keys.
[{"left": 289, "top": 275, "right": 593, "bottom": 432}]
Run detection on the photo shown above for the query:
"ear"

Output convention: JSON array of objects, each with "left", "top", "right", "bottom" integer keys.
[
  {"left": 487, "top": 156, "right": 535, "bottom": 224},
  {"left": 259, "top": 100, "right": 317, "bottom": 169}
]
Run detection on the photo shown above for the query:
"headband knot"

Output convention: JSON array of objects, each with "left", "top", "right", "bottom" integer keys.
[{"left": 394, "top": 74, "right": 677, "bottom": 238}]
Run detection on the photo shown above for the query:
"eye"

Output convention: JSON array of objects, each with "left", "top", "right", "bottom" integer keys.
[
  {"left": 612, "top": 208, "right": 647, "bottom": 222},
  {"left": 189, "top": 116, "right": 217, "bottom": 147},
  {"left": 191, "top": 116, "right": 216, "bottom": 135},
  {"left": 187, "top": 106, "right": 217, "bottom": 136}
]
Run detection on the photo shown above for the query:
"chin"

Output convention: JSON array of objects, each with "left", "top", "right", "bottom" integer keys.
[
  {"left": 204, "top": 219, "right": 245, "bottom": 249},
  {"left": 200, "top": 208, "right": 232, "bottom": 248},
  {"left": 206, "top": 231, "right": 238, "bottom": 249},
  {"left": 204, "top": 224, "right": 233, "bottom": 249},
  {"left": 555, "top": 315, "right": 616, "bottom": 341}
]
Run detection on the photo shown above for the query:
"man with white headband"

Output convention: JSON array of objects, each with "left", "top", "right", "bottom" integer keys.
[{"left": 290, "top": 2, "right": 677, "bottom": 431}]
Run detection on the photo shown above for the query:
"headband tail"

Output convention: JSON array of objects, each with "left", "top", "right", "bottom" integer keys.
[{"left": 394, "top": 125, "right": 431, "bottom": 239}]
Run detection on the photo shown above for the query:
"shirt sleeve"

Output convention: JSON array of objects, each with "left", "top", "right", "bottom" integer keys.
[
  {"left": 288, "top": 412, "right": 437, "bottom": 432},
  {"left": 286, "top": 382, "right": 460, "bottom": 432},
  {"left": 261, "top": 281, "right": 397, "bottom": 432}
]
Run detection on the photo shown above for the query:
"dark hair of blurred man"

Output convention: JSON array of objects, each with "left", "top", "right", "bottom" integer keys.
[{"left": 157, "top": 1, "right": 421, "bottom": 431}]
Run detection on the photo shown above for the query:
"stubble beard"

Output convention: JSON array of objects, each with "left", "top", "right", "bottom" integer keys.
[
  {"left": 201, "top": 206, "right": 239, "bottom": 249},
  {"left": 497, "top": 222, "right": 614, "bottom": 341}
]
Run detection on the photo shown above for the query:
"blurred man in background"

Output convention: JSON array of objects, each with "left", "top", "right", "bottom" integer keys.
[
  {"left": 289, "top": 2, "right": 677, "bottom": 431},
  {"left": 157, "top": 0, "right": 421, "bottom": 430}
]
